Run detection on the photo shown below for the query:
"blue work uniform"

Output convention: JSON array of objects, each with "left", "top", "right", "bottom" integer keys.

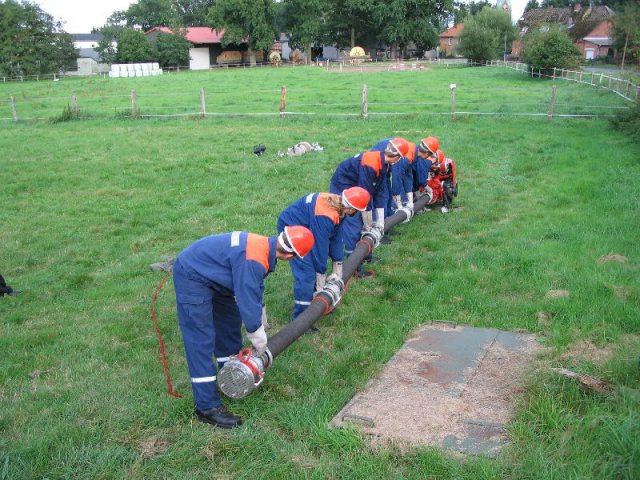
[
  {"left": 411, "top": 143, "right": 432, "bottom": 192},
  {"left": 329, "top": 151, "right": 389, "bottom": 257},
  {"left": 173, "top": 231, "right": 277, "bottom": 411},
  {"left": 277, "top": 192, "right": 343, "bottom": 320},
  {"left": 370, "top": 139, "right": 414, "bottom": 216}
]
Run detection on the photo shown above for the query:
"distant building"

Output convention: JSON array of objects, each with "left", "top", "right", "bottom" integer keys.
[
  {"left": 496, "top": 0, "right": 511, "bottom": 14},
  {"left": 439, "top": 24, "right": 464, "bottom": 57},
  {"left": 512, "top": 4, "right": 615, "bottom": 61},
  {"left": 145, "top": 27, "right": 266, "bottom": 69},
  {"left": 72, "top": 33, "right": 110, "bottom": 75}
]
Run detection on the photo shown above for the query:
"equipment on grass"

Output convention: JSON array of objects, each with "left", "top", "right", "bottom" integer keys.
[{"left": 217, "top": 192, "right": 435, "bottom": 399}]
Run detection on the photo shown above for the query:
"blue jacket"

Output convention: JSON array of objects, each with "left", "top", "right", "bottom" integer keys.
[
  {"left": 329, "top": 151, "right": 389, "bottom": 209},
  {"left": 278, "top": 192, "right": 343, "bottom": 273},
  {"left": 177, "top": 232, "right": 277, "bottom": 333},
  {"left": 370, "top": 138, "right": 413, "bottom": 196},
  {"left": 410, "top": 144, "right": 432, "bottom": 189}
]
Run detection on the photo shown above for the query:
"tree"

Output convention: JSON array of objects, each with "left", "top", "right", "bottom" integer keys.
[
  {"left": 108, "top": 0, "right": 178, "bottom": 30},
  {"left": 0, "top": 0, "right": 78, "bottom": 76},
  {"left": 155, "top": 30, "right": 191, "bottom": 67},
  {"left": 207, "top": 0, "right": 278, "bottom": 65},
  {"left": 611, "top": 2, "right": 640, "bottom": 69},
  {"left": 328, "top": 0, "right": 378, "bottom": 50},
  {"left": 281, "top": 0, "right": 330, "bottom": 64},
  {"left": 172, "top": 0, "right": 213, "bottom": 27},
  {"left": 116, "top": 28, "right": 157, "bottom": 63},
  {"left": 521, "top": 23, "right": 580, "bottom": 73},
  {"left": 94, "top": 25, "right": 122, "bottom": 64},
  {"left": 458, "top": 6, "right": 516, "bottom": 62},
  {"left": 524, "top": 0, "right": 539, "bottom": 13},
  {"left": 374, "top": 0, "right": 448, "bottom": 59}
]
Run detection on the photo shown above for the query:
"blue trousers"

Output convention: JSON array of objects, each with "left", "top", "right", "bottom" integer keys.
[{"left": 173, "top": 259, "right": 243, "bottom": 411}]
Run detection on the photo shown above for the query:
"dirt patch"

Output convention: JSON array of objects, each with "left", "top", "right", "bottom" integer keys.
[
  {"left": 330, "top": 323, "right": 540, "bottom": 455},
  {"left": 140, "top": 438, "right": 170, "bottom": 459},
  {"left": 560, "top": 340, "right": 616, "bottom": 366},
  {"left": 545, "top": 289, "right": 570, "bottom": 299},
  {"left": 598, "top": 253, "right": 628, "bottom": 264}
]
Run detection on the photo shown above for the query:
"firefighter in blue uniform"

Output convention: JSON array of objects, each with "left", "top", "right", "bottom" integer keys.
[
  {"left": 413, "top": 136, "right": 439, "bottom": 197},
  {"left": 173, "top": 226, "right": 314, "bottom": 428},
  {"left": 277, "top": 187, "right": 371, "bottom": 328},
  {"left": 370, "top": 137, "right": 412, "bottom": 221},
  {"left": 329, "top": 141, "right": 404, "bottom": 277}
]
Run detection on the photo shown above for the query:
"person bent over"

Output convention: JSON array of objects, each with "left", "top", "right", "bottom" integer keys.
[
  {"left": 277, "top": 187, "right": 370, "bottom": 329},
  {"left": 173, "top": 227, "right": 314, "bottom": 428}
]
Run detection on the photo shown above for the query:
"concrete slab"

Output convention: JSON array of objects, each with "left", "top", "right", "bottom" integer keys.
[{"left": 330, "top": 322, "right": 541, "bottom": 456}]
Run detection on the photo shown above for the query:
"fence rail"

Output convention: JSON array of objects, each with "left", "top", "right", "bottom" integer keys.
[{"left": 1, "top": 61, "right": 633, "bottom": 123}]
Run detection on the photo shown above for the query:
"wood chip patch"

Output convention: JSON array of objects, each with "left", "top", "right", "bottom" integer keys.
[{"left": 330, "top": 323, "right": 540, "bottom": 456}]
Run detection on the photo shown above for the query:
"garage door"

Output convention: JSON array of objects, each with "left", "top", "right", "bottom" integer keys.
[{"left": 189, "top": 48, "right": 210, "bottom": 70}]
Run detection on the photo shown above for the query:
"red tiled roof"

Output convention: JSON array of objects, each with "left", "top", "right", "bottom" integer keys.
[
  {"left": 145, "top": 27, "right": 226, "bottom": 44},
  {"left": 440, "top": 23, "right": 464, "bottom": 38}
]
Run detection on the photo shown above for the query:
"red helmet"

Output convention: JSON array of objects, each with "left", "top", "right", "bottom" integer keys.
[
  {"left": 342, "top": 186, "right": 371, "bottom": 211},
  {"left": 278, "top": 226, "right": 315, "bottom": 258},
  {"left": 418, "top": 136, "right": 439, "bottom": 154},
  {"left": 385, "top": 137, "right": 410, "bottom": 158}
]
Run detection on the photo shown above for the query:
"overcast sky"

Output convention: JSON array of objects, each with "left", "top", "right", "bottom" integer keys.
[{"left": 33, "top": 0, "right": 528, "bottom": 34}]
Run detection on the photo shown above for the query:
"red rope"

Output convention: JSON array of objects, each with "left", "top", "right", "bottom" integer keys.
[
  {"left": 150, "top": 269, "right": 184, "bottom": 398},
  {"left": 238, "top": 348, "right": 264, "bottom": 380}
]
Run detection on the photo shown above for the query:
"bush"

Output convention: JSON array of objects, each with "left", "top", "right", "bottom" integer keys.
[
  {"left": 610, "top": 102, "right": 640, "bottom": 142},
  {"left": 458, "top": 7, "right": 516, "bottom": 62},
  {"left": 521, "top": 24, "right": 580, "bottom": 75}
]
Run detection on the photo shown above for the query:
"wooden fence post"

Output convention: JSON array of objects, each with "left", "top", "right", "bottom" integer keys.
[
  {"left": 362, "top": 83, "right": 368, "bottom": 120},
  {"left": 131, "top": 90, "right": 138, "bottom": 116},
  {"left": 625, "top": 81, "right": 631, "bottom": 99},
  {"left": 280, "top": 86, "right": 286, "bottom": 118},
  {"left": 9, "top": 96, "right": 17, "bottom": 122},
  {"left": 70, "top": 95, "right": 78, "bottom": 115},
  {"left": 579, "top": 71, "right": 583, "bottom": 83},
  {"left": 599, "top": 73, "right": 603, "bottom": 86},
  {"left": 553, "top": 67, "right": 556, "bottom": 79},
  {"left": 590, "top": 72, "right": 594, "bottom": 85},
  {"left": 200, "top": 88, "right": 206, "bottom": 116},
  {"left": 450, "top": 83, "right": 456, "bottom": 119},
  {"left": 548, "top": 84, "right": 557, "bottom": 119},
  {"left": 636, "top": 84, "right": 640, "bottom": 102}
]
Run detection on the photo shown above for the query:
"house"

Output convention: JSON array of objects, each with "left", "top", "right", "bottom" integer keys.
[
  {"left": 71, "top": 33, "right": 111, "bottom": 75},
  {"left": 439, "top": 24, "right": 464, "bottom": 57},
  {"left": 145, "top": 27, "right": 267, "bottom": 69},
  {"left": 512, "top": 4, "right": 615, "bottom": 61}
]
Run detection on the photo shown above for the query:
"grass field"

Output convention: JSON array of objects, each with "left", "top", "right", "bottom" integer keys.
[{"left": 1, "top": 66, "right": 639, "bottom": 479}]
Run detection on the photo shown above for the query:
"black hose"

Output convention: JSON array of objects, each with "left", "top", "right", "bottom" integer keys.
[{"left": 266, "top": 193, "right": 432, "bottom": 357}]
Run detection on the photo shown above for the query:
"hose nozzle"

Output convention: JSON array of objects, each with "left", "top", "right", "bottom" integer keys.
[{"left": 218, "top": 348, "right": 272, "bottom": 399}]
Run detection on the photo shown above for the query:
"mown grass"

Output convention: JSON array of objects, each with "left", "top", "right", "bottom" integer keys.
[
  {"left": 0, "top": 64, "right": 630, "bottom": 120},
  {"left": 1, "top": 66, "right": 639, "bottom": 479}
]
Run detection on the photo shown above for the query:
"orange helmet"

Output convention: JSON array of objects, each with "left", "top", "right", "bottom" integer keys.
[
  {"left": 418, "top": 136, "right": 439, "bottom": 154},
  {"left": 385, "top": 137, "right": 410, "bottom": 158},
  {"left": 278, "top": 226, "right": 315, "bottom": 258},
  {"left": 342, "top": 186, "right": 371, "bottom": 211}
]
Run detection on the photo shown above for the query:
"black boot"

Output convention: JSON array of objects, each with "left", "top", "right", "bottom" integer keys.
[{"left": 196, "top": 406, "right": 243, "bottom": 429}]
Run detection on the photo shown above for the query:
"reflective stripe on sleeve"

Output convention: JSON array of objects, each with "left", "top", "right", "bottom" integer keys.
[
  {"left": 230, "top": 231, "right": 241, "bottom": 247},
  {"left": 191, "top": 376, "right": 217, "bottom": 383}
]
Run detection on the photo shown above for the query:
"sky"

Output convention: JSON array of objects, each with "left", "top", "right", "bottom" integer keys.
[
  {"left": 33, "top": 0, "right": 138, "bottom": 33},
  {"left": 33, "top": 0, "right": 529, "bottom": 34}
]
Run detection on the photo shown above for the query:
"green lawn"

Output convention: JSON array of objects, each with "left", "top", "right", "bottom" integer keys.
[{"left": 1, "top": 66, "right": 639, "bottom": 479}]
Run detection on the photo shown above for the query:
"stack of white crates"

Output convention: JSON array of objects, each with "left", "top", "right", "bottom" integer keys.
[{"left": 109, "top": 63, "right": 163, "bottom": 78}]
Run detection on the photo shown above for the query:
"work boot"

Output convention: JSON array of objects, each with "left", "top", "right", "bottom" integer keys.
[
  {"left": 441, "top": 206, "right": 449, "bottom": 214},
  {"left": 196, "top": 406, "right": 243, "bottom": 429},
  {"left": 386, "top": 228, "right": 400, "bottom": 236},
  {"left": 380, "top": 236, "right": 393, "bottom": 245},
  {"left": 306, "top": 326, "right": 320, "bottom": 334}
]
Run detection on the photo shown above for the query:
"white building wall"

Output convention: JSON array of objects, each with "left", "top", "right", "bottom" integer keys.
[{"left": 189, "top": 47, "right": 210, "bottom": 70}]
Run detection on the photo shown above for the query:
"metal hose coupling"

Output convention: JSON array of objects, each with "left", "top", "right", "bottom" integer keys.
[
  {"left": 322, "top": 277, "right": 345, "bottom": 309},
  {"left": 218, "top": 347, "right": 272, "bottom": 399},
  {"left": 398, "top": 205, "right": 413, "bottom": 223},
  {"left": 361, "top": 226, "right": 383, "bottom": 248}
]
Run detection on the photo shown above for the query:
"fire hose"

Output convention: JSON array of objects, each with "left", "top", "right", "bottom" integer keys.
[{"left": 218, "top": 194, "right": 433, "bottom": 399}]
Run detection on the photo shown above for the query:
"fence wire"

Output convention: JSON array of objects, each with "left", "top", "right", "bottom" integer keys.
[{"left": 1, "top": 62, "right": 633, "bottom": 123}]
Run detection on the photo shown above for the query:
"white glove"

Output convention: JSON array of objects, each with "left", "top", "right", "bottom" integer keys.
[
  {"left": 331, "top": 261, "right": 343, "bottom": 280},
  {"left": 261, "top": 304, "right": 270, "bottom": 330},
  {"left": 315, "top": 273, "right": 326, "bottom": 295},
  {"left": 247, "top": 325, "right": 268, "bottom": 355},
  {"left": 406, "top": 192, "right": 414, "bottom": 211},
  {"left": 374, "top": 208, "right": 385, "bottom": 231},
  {"left": 393, "top": 195, "right": 403, "bottom": 210},
  {"left": 399, "top": 206, "right": 413, "bottom": 224},
  {"left": 361, "top": 209, "right": 373, "bottom": 230}
]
